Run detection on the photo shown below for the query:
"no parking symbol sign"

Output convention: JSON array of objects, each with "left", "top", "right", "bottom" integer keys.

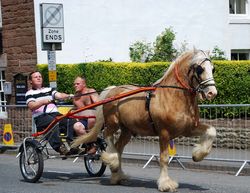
[
  {"left": 41, "top": 3, "right": 64, "bottom": 43},
  {"left": 3, "top": 124, "right": 14, "bottom": 145}
]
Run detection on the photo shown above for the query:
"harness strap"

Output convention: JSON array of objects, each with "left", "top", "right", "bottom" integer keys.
[
  {"left": 195, "top": 77, "right": 215, "bottom": 92},
  {"left": 68, "top": 115, "right": 96, "bottom": 119},
  {"left": 174, "top": 63, "right": 192, "bottom": 92},
  {"left": 43, "top": 105, "right": 48, "bottom": 113},
  {"left": 145, "top": 91, "right": 157, "bottom": 134}
]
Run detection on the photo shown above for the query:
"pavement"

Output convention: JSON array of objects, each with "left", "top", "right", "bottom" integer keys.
[
  {"left": 122, "top": 152, "right": 250, "bottom": 176},
  {"left": 0, "top": 144, "right": 18, "bottom": 153}
]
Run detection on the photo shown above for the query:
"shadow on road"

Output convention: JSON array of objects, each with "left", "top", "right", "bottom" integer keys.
[{"left": 37, "top": 171, "right": 209, "bottom": 192}]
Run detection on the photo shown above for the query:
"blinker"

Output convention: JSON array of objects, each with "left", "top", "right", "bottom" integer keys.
[
  {"left": 212, "top": 67, "right": 215, "bottom": 74},
  {"left": 196, "top": 65, "right": 204, "bottom": 76}
]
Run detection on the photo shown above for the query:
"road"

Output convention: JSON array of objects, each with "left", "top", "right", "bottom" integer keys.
[{"left": 0, "top": 153, "right": 249, "bottom": 193}]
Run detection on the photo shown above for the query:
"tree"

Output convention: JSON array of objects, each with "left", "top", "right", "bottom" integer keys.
[
  {"left": 210, "top": 46, "right": 227, "bottom": 60},
  {"left": 129, "top": 41, "right": 153, "bottom": 62},
  {"left": 151, "top": 27, "right": 177, "bottom": 62}
]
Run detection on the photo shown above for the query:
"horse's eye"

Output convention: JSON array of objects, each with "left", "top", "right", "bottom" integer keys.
[
  {"left": 196, "top": 66, "right": 204, "bottom": 75},
  {"left": 212, "top": 67, "right": 215, "bottom": 74}
]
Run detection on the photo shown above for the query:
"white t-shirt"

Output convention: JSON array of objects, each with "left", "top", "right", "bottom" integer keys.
[{"left": 25, "top": 87, "right": 58, "bottom": 118}]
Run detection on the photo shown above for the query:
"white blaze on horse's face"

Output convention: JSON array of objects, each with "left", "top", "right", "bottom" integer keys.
[{"left": 198, "top": 59, "right": 217, "bottom": 101}]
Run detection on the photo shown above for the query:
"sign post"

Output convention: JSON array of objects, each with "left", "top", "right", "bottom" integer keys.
[
  {"left": 40, "top": 3, "right": 64, "bottom": 88},
  {"left": 47, "top": 48, "right": 57, "bottom": 88}
]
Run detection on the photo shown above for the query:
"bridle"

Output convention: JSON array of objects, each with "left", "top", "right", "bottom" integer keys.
[{"left": 174, "top": 57, "right": 216, "bottom": 93}]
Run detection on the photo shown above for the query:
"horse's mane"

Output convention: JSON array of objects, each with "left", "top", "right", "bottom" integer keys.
[{"left": 152, "top": 50, "right": 194, "bottom": 86}]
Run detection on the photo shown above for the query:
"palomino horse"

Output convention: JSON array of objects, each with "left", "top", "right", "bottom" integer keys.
[{"left": 72, "top": 49, "right": 217, "bottom": 192}]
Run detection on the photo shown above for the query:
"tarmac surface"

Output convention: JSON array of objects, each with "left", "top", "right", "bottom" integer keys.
[{"left": 1, "top": 153, "right": 250, "bottom": 193}]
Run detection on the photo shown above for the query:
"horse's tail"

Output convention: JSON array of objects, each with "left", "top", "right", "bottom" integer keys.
[{"left": 71, "top": 86, "right": 116, "bottom": 148}]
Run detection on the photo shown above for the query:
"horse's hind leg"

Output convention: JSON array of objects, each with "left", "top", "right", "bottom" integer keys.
[
  {"left": 191, "top": 123, "right": 216, "bottom": 162},
  {"left": 101, "top": 134, "right": 119, "bottom": 172},
  {"left": 111, "top": 128, "right": 131, "bottom": 184},
  {"left": 102, "top": 126, "right": 131, "bottom": 184}
]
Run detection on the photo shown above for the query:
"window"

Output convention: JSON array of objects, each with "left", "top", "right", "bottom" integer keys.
[
  {"left": 0, "top": 70, "right": 7, "bottom": 118},
  {"left": 229, "top": 0, "right": 247, "bottom": 14},
  {"left": 231, "top": 50, "right": 249, "bottom": 60}
]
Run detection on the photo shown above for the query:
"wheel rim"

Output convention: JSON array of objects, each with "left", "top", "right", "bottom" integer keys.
[
  {"left": 85, "top": 155, "right": 103, "bottom": 174},
  {"left": 21, "top": 146, "right": 40, "bottom": 179}
]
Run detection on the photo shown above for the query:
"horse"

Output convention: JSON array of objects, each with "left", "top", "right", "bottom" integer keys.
[{"left": 72, "top": 49, "right": 217, "bottom": 192}]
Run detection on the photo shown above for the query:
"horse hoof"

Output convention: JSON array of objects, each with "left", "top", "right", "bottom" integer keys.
[
  {"left": 158, "top": 178, "right": 178, "bottom": 192},
  {"left": 192, "top": 144, "right": 209, "bottom": 162},
  {"left": 110, "top": 172, "right": 129, "bottom": 185}
]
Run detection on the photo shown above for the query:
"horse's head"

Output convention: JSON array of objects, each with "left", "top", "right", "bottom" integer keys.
[
  {"left": 188, "top": 49, "right": 217, "bottom": 101},
  {"left": 153, "top": 49, "right": 217, "bottom": 101}
]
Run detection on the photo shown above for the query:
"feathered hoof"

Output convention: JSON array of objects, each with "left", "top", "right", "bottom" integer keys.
[
  {"left": 101, "top": 151, "right": 119, "bottom": 172},
  {"left": 110, "top": 171, "right": 129, "bottom": 185},
  {"left": 192, "top": 144, "right": 209, "bottom": 162},
  {"left": 157, "top": 178, "right": 178, "bottom": 192}
]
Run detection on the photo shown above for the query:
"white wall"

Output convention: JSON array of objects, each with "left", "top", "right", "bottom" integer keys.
[{"left": 34, "top": 0, "right": 243, "bottom": 63}]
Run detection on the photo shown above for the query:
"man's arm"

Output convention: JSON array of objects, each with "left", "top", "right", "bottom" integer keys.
[
  {"left": 27, "top": 98, "right": 51, "bottom": 111},
  {"left": 54, "top": 92, "right": 72, "bottom": 100}
]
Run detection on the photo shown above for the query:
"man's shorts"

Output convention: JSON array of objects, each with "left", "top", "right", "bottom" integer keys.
[{"left": 79, "top": 119, "right": 88, "bottom": 130}]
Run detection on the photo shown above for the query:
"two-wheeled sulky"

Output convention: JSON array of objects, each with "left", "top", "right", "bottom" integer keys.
[{"left": 16, "top": 102, "right": 107, "bottom": 183}]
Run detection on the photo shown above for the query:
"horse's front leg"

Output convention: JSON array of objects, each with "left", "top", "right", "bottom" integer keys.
[
  {"left": 191, "top": 123, "right": 216, "bottom": 162},
  {"left": 157, "top": 129, "right": 178, "bottom": 192}
]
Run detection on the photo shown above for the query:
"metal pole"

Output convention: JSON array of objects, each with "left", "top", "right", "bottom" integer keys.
[
  {"left": 143, "top": 154, "right": 156, "bottom": 169},
  {"left": 47, "top": 43, "right": 57, "bottom": 89},
  {"left": 235, "top": 161, "right": 248, "bottom": 176}
]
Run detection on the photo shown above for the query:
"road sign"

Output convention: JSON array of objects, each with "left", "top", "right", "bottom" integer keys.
[
  {"left": 48, "top": 51, "right": 56, "bottom": 70},
  {"left": 47, "top": 50, "right": 57, "bottom": 88},
  {"left": 41, "top": 3, "right": 64, "bottom": 43},
  {"left": 43, "top": 28, "right": 64, "bottom": 43},
  {"left": 49, "top": 71, "right": 57, "bottom": 82},
  {"left": 42, "top": 3, "right": 64, "bottom": 28},
  {"left": 50, "top": 82, "right": 57, "bottom": 88},
  {"left": 40, "top": 3, "right": 64, "bottom": 88},
  {"left": 3, "top": 124, "right": 14, "bottom": 145}
]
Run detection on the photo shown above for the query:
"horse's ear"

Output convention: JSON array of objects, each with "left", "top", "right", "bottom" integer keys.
[
  {"left": 193, "top": 46, "right": 198, "bottom": 53},
  {"left": 206, "top": 50, "right": 210, "bottom": 56}
]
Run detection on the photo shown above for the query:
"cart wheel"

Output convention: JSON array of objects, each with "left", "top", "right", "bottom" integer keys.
[
  {"left": 84, "top": 153, "right": 106, "bottom": 177},
  {"left": 19, "top": 142, "right": 44, "bottom": 183}
]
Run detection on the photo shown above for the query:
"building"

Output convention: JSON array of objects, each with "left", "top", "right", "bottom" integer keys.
[{"left": 0, "top": 0, "right": 249, "bottom": 109}]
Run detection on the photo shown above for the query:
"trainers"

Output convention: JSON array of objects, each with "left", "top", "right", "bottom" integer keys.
[
  {"left": 69, "top": 147, "right": 80, "bottom": 155},
  {"left": 59, "top": 143, "right": 70, "bottom": 155}
]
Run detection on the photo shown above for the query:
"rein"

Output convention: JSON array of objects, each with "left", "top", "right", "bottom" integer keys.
[{"left": 174, "top": 63, "right": 194, "bottom": 93}]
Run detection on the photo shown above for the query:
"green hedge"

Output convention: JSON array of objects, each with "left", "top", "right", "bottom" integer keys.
[
  {"left": 38, "top": 61, "right": 250, "bottom": 117},
  {"left": 203, "top": 60, "right": 250, "bottom": 118},
  {"left": 39, "top": 63, "right": 85, "bottom": 94},
  {"left": 38, "top": 62, "right": 170, "bottom": 93},
  {"left": 212, "top": 60, "right": 250, "bottom": 104}
]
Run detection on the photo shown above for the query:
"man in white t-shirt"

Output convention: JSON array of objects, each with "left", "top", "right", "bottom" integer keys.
[{"left": 25, "top": 71, "right": 85, "bottom": 154}]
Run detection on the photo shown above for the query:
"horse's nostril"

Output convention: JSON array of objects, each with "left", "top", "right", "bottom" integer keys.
[{"left": 207, "top": 91, "right": 216, "bottom": 99}]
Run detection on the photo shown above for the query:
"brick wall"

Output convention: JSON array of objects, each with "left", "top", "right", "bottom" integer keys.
[{"left": 1, "top": 0, "right": 37, "bottom": 104}]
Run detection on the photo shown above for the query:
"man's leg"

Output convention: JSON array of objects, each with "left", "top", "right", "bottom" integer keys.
[
  {"left": 73, "top": 121, "right": 86, "bottom": 136},
  {"left": 35, "top": 114, "right": 62, "bottom": 152}
]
